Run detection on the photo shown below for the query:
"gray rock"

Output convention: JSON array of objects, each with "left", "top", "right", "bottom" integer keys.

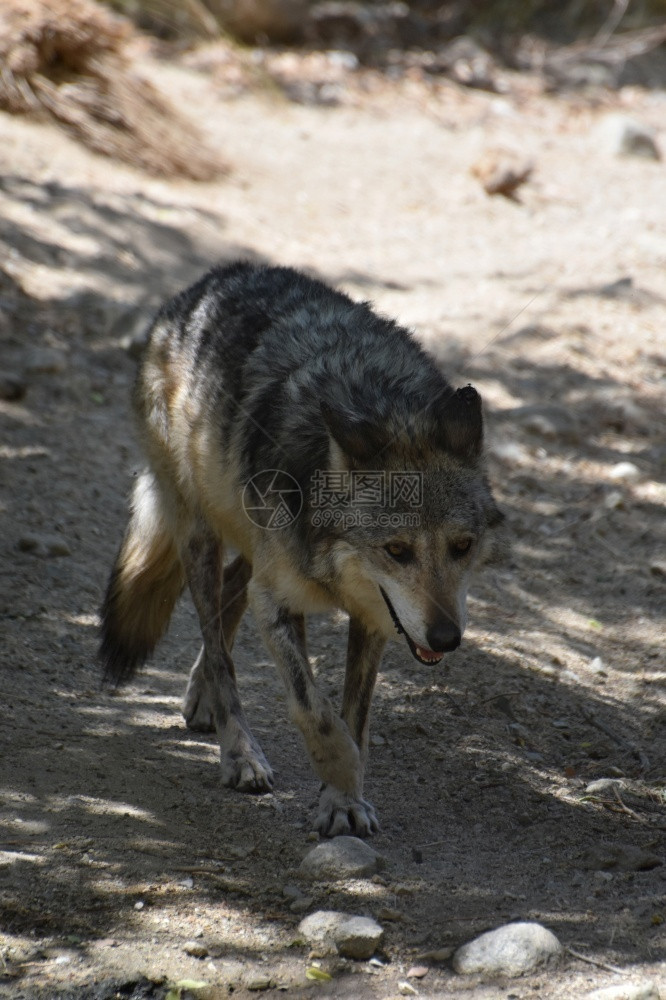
[
  {"left": 335, "top": 914, "right": 385, "bottom": 959},
  {"left": 453, "top": 921, "right": 562, "bottom": 977},
  {"left": 595, "top": 114, "right": 661, "bottom": 160},
  {"left": 298, "top": 909, "right": 384, "bottom": 959},
  {"left": 299, "top": 836, "right": 383, "bottom": 880},
  {"left": 585, "top": 982, "right": 661, "bottom": 1000},
  {"left": 289, "top": 895, "right": 313, "bottom": 913}
]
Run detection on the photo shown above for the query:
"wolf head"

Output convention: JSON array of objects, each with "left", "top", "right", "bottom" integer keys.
[{"left": 313, "top": 384, "right": 503, "bottom": 664}]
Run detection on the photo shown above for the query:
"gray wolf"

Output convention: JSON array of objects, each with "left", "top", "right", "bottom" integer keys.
[{"left": 99, "top": 262, "right": 502, "bottom": 837}]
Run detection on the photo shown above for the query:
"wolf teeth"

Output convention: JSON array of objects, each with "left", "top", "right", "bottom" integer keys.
[{"left": 415, "top": 646, "right": 444, "bottom": 664}]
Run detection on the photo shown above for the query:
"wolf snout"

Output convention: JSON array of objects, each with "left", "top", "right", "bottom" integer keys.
[{"left": 426, "top": 618, "right": 461, "bottom": 653}]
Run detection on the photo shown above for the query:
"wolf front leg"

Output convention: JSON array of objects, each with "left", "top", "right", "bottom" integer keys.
[
  {"left": 317, "top": 618, "right": 385, "bottom": 836},
  {"left": 181, "top": 529, "right": 273, "bottom": 792},
  {"left": 250, "top": 582, "right": 382, "bottom": 836}
]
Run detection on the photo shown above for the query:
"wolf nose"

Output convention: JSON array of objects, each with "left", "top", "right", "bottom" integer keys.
[{"left": 426, "top": 619, "right": 461, "bottom": 653}]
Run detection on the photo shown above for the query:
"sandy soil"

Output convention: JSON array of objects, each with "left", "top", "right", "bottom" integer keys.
[{"left": 1, "top": 42, "right": 665, "bottom": 1000}]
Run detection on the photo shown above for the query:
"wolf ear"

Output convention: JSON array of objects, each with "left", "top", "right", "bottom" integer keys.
[
  {"left": 436, "top": 384, "right": 483, "bottom": 459},
  {"left": 321, "top": 402, "right": 388, "bottom": 462}
]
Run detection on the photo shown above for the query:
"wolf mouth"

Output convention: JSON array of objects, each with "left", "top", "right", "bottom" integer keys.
[{"left": 379, "top": 588, "right": 444, "bottom": 666}]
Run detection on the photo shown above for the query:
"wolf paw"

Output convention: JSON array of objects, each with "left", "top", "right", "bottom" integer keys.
[
  {"left": 315, "top": 785, "right": 379, "bottom": 838},
  {"left": 220, "top": 730, "right": 274, "bottom": 793}
]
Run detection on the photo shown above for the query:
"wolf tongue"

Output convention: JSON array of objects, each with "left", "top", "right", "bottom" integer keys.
[{"left": 416, "top": 645, "right": 443, "bottom": 663}]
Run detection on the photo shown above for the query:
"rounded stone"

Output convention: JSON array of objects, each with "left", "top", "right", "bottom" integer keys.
[
  {"left": 299, "top": 836, "right": 383, "bottom": 880},
  {"left": 453, "top": 921, "right": 562, "bottom": 977}
]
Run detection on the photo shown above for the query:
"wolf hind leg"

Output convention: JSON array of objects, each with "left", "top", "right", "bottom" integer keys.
[
  {"left": 183, "top": 554, "right": 251, "bottom": 733},
  {"left": 100, "top": 470, "right": 185, "bottom": 685},
  {"left": 182, "top": 530, "right": 272, "bottom": 792}
]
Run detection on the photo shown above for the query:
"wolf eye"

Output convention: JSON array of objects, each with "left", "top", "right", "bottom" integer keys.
[
  {"left": 450, "top": 537, "right": 473, "bottom": 559},
  {"left": 384, "top": 542, "right": 414, "bottom": 564}
]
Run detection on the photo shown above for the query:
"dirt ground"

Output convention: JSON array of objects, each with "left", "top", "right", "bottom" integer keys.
[{"left": 1, "top": 39, "right": 665, "bottom": 1000}]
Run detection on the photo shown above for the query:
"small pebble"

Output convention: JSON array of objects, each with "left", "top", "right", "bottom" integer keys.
[
  {"left": 595, "top": 113, "right": 661, "bottom": 160},
  {"left": 585, "top": 777, "right": 624, "bottom": 795},
  {"left": 183, "top": 940, "right": 208, "bottom": 958},
  {"left": 603, "top": 490, "right": 624, "bottom": 510},
  {"left": 407, "top": 965, "right": 429, "bottom": 978},
  {"left": 289, "top": 896, "right": 313, "bottom": 913},
  {"left": 245, "top": 973, "right": 272, "bottom": 991},
  {"left": 398, "top": 981, "right": 419, "bottom": 996},
  {"left": 609, "top": 461, "right": 641, "bottom": 483}
]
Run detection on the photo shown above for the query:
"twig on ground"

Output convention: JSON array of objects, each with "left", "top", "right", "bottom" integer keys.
[
  {"left": 566, "top": 946, "right": 628, "bottom": 975},
  {"left": 610, "top": 787, "right": 649, "bottom": 824}
]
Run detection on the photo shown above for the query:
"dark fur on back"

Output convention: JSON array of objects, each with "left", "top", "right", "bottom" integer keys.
[{"left": 147, "top": 260, "right": 466, "bottom": 496}]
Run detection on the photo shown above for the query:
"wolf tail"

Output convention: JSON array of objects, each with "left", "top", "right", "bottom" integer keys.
[{"left": 99, "top": 471, "right": 185, "bottom": 685}]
